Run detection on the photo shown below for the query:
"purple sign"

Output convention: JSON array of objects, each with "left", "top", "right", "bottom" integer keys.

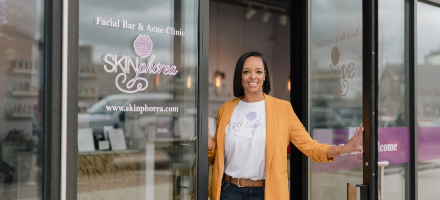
[
  {"left": 378, "top": 127, "right": 410, "bottom": 164},
  {"left": 418, "top": 127, "right": 440, "bottom": 162},
  {"left": 311, "top": 127, "right": 410, "bottom": 173}
]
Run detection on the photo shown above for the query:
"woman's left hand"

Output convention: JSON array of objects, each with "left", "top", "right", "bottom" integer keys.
[{"left": 340, "top": 123, "right": 364, "bottom": 154}]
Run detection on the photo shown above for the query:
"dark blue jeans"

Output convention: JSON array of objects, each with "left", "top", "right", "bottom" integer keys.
[{"left": 220, "top": 179, "right": 264, "bottom": 200}]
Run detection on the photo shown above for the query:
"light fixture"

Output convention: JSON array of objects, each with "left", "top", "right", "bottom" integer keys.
[
  {"left": 155, "top": 74, "right": 159, "bottom": 87},
  {"left": 215, "top": 75, "right": 221, "bottom": 88},
  {"left": 214, "top": 70, "right": 225, "bottom": 89},
  {"left": 187, "top": 76, "right": 191, "bottom": 89},
  {"left": 287, "top": 76, "right": 290, "bottom": 91},
  {"left": 279, "top": 14, "right": 288, "bottom": 26},
  {"left": 246, "top": 5, "right": 256, "bottom": 19},
  {"left": 262, "top": 10, "right": 271, "bottom": 23}
]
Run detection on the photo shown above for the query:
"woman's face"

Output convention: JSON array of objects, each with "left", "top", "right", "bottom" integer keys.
[{"left": 241, "top": 56, "right": 266, "bottom": 95}]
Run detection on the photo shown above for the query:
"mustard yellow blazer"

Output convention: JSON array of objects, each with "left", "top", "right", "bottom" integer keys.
[{"left": 208, "top": 94, "right": 334, "bottom": 200}]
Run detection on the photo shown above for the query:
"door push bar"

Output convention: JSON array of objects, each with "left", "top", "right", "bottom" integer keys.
[
  {"left": 377, "top": 161, "right": 389, "bottom": 200},
  {"left": 347, "top": 161, "right": 389, "bottom": 200}
]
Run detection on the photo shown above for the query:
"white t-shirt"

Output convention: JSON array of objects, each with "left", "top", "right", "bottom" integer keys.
[{"left": 224, "top": 100, "right": 266, "bottom": 180}]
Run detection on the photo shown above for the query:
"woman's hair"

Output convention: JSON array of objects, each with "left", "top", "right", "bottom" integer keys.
[{"left": 233, "top": 51, "right": 271, "bottom": 97}]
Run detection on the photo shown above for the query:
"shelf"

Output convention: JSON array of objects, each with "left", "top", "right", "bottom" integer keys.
[
  {"left": 12, "top": 90, "right": 38, "bottom": 97},
  {"left": 79, "top": 73, "right": 97, "bottom": 78},
  {"left": 78, "top": 149, "right": 140, "bottom": 156},
  {"left": 78, "top": 93, "right": 99, "bottom": 99},
  {"left": 12, "top": 113, "right": 33, "bottom": 118},
  {"left": 11, "top": 68, "right": 38, "bottom": 75}
]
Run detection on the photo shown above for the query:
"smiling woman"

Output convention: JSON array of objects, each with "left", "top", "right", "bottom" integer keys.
[
  {"left": 207, "top": 51, "right": 364, "bottom": 200},
  {"left": 233, "top": 52, "right": 271, "bottom": 100}
]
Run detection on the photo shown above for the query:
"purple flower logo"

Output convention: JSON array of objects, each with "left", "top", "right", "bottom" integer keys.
[
  {"left": 133, "top": 34, "right": 153, "bottom": 58},
  {"left": 246, "top": 111, "right": 257, "bottom": 121}
]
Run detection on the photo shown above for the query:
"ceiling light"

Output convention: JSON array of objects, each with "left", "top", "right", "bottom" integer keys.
[
  {"left": 246, "top": 6, "right": 256, "bottom": 19},
  {"left": 262, "top": 11, "right": 271, "bottom": 23},
  {"left": 279, "top": 14, "right": 288, "bottom": 26}
]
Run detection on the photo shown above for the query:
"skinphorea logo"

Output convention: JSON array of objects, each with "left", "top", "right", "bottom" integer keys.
[
  {"left": 103, "top": 35, "right": 178, "bottom": 93},
  {"left": 227, "top": 111, "right": 266, "bottom": 137},
  {"left": 246, "top": 111, "right": 257, "bottom": 121},
  {"left": 327, "top": 46, "right": 354, "bottom": 96}
]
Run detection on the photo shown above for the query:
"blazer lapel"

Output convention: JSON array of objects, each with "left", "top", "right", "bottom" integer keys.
[
  {"left": 219, "top": 97, "right": 240, "bottom": 135},
  {"left": 217, "top": 97, "right": 241, "bottom": 162},
  {"left": 264, "top": 94, "right": 276, "bottom": 174}
]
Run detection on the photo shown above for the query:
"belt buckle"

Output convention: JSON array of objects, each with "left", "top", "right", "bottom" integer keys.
[{"left": 237, "top": 178, "right": 244, "bottom": 187}]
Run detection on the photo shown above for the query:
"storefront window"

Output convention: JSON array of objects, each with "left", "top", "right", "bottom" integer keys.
[
  {"left": 0, "top": 0, "right": 45, "bottom": 199},
  {"left": 417, "top": 2, "right": 440, "bottom": 199},
  {"left": 77, "top": 0, "right": 198, "bottom": 199},
  {"left": 308, "top": 0, "right": 363, "bottom": 199}
]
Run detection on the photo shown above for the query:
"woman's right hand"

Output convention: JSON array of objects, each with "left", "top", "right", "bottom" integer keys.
[{"left": 208, "top": 117, "right": 213, "bottom": 151}]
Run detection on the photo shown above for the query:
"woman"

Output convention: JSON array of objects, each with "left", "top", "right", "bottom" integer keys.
[{"left": 208, "top": 52, "right": 364, "bottom": 200}]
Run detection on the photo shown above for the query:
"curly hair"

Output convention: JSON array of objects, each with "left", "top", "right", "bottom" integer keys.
[{"left": 233, "top": 52, "right": 271, "bottom": 97}]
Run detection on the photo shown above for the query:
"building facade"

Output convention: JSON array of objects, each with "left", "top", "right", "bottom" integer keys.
[{"left": 0, "top": 0, "right": 439, "bottom": 200}]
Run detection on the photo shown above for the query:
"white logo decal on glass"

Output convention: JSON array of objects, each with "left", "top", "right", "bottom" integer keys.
[
  {"left": 326, "top": 46, "right": 355, "bottom": 96},
  {"left": 103, "top": 35, "right": 178, "bottom": 93}
]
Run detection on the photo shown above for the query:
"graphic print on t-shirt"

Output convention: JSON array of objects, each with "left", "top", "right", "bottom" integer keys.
[
  {"left": 227, "top": 111, "right": 266, "bottom": 138},
  {"left": 246, "top": 111, "right": 257, "bottom": 121},
  {"left": 224, "top": 100, "right": 267, "bottom": 180}
]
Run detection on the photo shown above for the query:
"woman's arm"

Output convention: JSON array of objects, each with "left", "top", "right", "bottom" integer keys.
[
  {"left": 208, "top": 117, "right": 216, "bottom": 165},
  {"left": 208, "top": 105, "right": 225, "bottom": 165},
  {"left": 288, "top": 101, "right": 363, "bottom": 162},
  {"left": 288, "top": 107, "right": 333, "bottom": 162},
  {"left": 208, "top": 118, "right": 213, "bottom": 151}
]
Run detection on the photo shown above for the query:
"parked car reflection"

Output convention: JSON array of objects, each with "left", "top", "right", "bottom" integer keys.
[
  {"left": 78, "top": 93, "right": 175, "bottom": 137},
  {"left": 310, "top": 107, "right": 362, "bottom": 129}
]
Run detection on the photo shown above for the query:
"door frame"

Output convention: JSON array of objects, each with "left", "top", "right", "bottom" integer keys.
[
  {"left": 290, "top": 1, "right": 440, "bottom": 200},
  {"left": 289, "top": 0, "right": 379, "bottom": 199},
  {"left": 197, "top": 0, "right": 210, "bottom": 199}
]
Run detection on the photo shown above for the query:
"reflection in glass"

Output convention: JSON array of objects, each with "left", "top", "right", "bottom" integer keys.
[
  {"left": 309, "top": 0, "right": 363, "bottom": 199},
  {"left": 78, "top": 0, "right": 198, "bottom": 199},
  {"left": 0, "top": 0, "right": 45, "bottom": 199},
  {"left": 417, "top": 2, "right": 440, "bottom": 200},
  {"left": 377, "top": 0, "right": 410, "bottom": 199}
]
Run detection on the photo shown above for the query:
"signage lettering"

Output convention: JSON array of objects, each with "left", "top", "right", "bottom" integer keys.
[
  {"left": 94, "top": 17, "right": 185, "bottom": 36},
  {"left": 378, "top": 142, "right": 398, "bottom": 152}
]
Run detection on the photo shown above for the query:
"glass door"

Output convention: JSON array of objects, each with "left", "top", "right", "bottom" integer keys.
[
  {"left": 77, "top": 0, "right": 199, "bottom": 199},
  {"left": 416, "top": 2, "right": 440, "bottom": 199},
  {"left": 308, "top": 0, "right": 364, "bottom": 199}
]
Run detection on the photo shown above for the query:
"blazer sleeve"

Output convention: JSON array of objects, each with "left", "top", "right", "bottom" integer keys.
[
  {"left": 208, "top": 104, "right": 224, "bottom": 165},
  {"left": 288, "top": 104, "right": 334, "bottom": 162}
]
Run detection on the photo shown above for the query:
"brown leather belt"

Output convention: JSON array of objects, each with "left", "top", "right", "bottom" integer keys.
[{"left": 223, "top": 175, "right": 264, "bottom": 187}]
